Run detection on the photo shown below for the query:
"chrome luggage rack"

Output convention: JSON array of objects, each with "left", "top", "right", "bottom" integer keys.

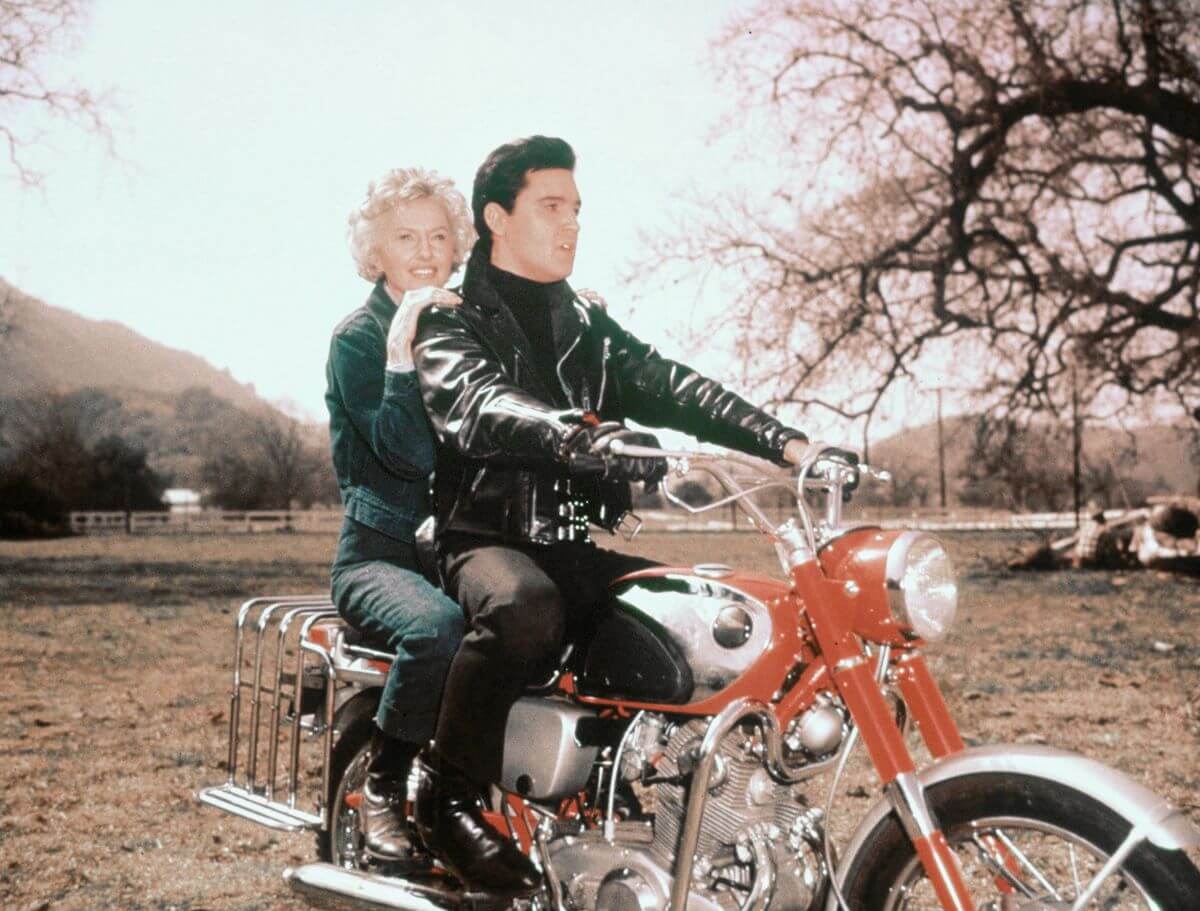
[{"left": 198, "top": 595, "right": 344, "bottom": 832}]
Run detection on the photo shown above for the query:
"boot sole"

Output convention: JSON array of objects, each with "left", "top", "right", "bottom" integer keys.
[
  {"left": 363, "top": 849, "right": 436, "bottom": 873},
  {"left": 461, "top": 884, "right": 544, "bottom": 906}
]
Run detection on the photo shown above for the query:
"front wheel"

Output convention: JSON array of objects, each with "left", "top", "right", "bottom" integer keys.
[{"left": 839, "top": 772, "right": 1200, "bottom": 910}]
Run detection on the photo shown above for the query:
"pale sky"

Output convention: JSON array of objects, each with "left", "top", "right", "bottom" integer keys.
[{"left": 0, "top": 0, "right": 940, "bottom": 448}]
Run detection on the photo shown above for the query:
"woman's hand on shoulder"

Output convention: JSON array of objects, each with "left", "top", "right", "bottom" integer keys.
[
  {"left": 576, "top": 288, "right": 607, "bottom": 310},
  {"left": 387, "top": 287, "right": 462, "bottom": 372},
  {"left": 402, "top": 286, "right": 462, "bottom": 312}
]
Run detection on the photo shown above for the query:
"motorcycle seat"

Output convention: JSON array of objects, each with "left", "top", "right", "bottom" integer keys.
[
  {"left": 334, "top": 619, "right": 572, "bottom": 693},
  {"left": 340, "top": 624, "right": 394, "bottom": 653}
]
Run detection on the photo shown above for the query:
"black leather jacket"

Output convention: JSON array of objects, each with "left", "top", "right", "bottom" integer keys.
[{"left": 413, "top": 246, "right": 807, "bottom": 545}]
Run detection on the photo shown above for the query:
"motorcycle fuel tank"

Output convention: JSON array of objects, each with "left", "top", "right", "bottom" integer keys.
[{"left": 576, "top": 572, "right": 773, "bottom": 706}]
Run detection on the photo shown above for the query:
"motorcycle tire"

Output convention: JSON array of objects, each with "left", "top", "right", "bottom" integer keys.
[
  {"left": 837, "top": 771, "right": 1200, "bottom": 910},
  {"left": 317, "top": 714, "right": 375, "bottom": 866}
]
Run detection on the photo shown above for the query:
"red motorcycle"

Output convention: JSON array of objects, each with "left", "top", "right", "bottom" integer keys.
[{"left": 198, "top": 444, "right": 1200, "bottom": 910}]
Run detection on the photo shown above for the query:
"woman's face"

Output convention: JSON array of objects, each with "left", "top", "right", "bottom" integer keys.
[{"left": 374, "top": 197, "right": 455, "bottom": 293}]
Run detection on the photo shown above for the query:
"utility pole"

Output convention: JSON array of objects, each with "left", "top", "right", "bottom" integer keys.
[
  {"left": 1071, "top": 364, "right": 1082, "bottom": 530},
  {"left": 936, "top": 388, "right": 947, "bottom": 509}
]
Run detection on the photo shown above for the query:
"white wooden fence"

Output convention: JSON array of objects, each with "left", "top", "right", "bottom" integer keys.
[
  {"left": 68, "top": 507, "right": 1085, "bottom": 536},
  {"left": 69, "top": 509, "right": 344, "bottom": 535},
  {"left": 634, "top": 508, "right": 1085, "bottom": 534}
]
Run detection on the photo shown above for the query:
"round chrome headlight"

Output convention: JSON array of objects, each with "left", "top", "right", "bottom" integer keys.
[{"left": 885, "top": 533, "right": 958, "bottom": 641}]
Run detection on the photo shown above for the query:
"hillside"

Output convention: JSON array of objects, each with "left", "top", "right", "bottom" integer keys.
[
  {"left": 0, "top": 280, "right": 336, "bottom": 497},
  {"left": 870, "top": 415, "right": 1198, "bottom": 505},
  {"left": 0, "top": 279, "right": 263, "bottom": 411}
]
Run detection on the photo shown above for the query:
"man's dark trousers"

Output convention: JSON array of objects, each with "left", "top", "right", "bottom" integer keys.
[{"left": 433, "top": 537, "right": 657, "bottom": 785}]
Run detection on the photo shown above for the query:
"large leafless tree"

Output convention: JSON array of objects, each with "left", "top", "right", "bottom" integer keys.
[{"left": 640, "top": 0, "right": 1199, "bottom": 436}]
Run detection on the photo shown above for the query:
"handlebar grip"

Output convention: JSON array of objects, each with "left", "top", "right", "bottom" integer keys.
[
  {"left": 567, "top": 452, "right": 609, "bottom": 476},
  {"left": 816, "top": 445, "right": 860, "bottom": 467}
]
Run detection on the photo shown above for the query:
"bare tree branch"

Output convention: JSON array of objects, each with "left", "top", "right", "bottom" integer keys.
[
  {"left": 635, "top": 0, "right": 1200, "bottom": 433},
  {"left": 0, "top": 1, "right": 112, "bottom": 334},
  {"left": 0, "top": 1, "right": 110, "bottom": 183}
]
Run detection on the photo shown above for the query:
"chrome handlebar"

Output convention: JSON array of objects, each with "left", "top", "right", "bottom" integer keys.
[{"left": 607, "top": 439, "right": 890, "bottom": 555}]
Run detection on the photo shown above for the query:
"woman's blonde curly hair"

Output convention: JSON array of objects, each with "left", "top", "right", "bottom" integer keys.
[{"left": 347, "top": 167, "right": 475, "bottom": 282}]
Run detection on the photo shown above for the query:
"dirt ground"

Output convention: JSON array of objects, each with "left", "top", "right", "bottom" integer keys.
[{"left": 1, "top": 530, "right": 1198, "bottom": 910}]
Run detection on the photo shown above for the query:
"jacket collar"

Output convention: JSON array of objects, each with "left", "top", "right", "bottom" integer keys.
[
  {"left": 365, "top": 278, "right": 398, "bottom": 333},
  {"left": 462, "top": 242, "right": 578, "bottom": 316},
  {"left": 460, "top": 242, "right": 596, "bottom": 407}
]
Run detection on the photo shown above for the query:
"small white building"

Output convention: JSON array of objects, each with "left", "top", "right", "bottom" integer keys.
[{"left": 163, "top": 488, "right": 202, "bottom": 514}]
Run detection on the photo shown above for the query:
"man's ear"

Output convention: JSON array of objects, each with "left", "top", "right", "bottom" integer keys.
[{"left": 483, "top": 201, "right": 508, "bottom": 237}]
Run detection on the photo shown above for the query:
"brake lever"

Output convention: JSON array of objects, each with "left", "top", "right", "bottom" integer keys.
[
  {"left": 860, "top": 464, "right": 892, "bottom": 484},
  {"left": 606, "top": 439, "right": 652, "bottom": 458},
  {"left": 608, "top": 439, "right": 690, "bottom": 479}
]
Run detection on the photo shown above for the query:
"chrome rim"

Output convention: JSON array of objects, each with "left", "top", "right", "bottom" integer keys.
[
  {"left": 331, "top": 746, "right": 372, "bottom": 869},
  {"left": 882, "top": 816, "right": 1160, "bottom": 910}
]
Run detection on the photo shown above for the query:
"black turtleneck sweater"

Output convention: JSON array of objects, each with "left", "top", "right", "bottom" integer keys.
[{"left": 488, "top": 263, "right": 564, "bottom": 403}]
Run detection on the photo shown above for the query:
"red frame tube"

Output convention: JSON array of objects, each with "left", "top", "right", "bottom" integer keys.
[
  {"left": 893, "top": 650, "right": 965, "bottom": 759},
  {"left": 789, "top": 558, "right": 977, "bottom": 910}
]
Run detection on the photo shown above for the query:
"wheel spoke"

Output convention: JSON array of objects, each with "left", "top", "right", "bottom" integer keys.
[
  {"left": 1068, "top": 841, "right": 1082, "bottom": 897},
  {"left": 991, "top": 827, "right": 1062, "bottom": 901},
  {"left": 969, "top": 832, "right": 1040, "bottom": 899},
  {"left": 331, "top": 746, "right": 372, "bottom": 869}
]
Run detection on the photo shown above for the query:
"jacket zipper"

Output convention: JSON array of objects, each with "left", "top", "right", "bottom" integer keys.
[
  {"left": 468, "top": 466, "right": 488, "bottom": 500},
  {"left": 596, "top": 337, "right": 611, "bottom": 414},
  {"left": 556, "top": 331, "right": 582, "bottom": 409}
]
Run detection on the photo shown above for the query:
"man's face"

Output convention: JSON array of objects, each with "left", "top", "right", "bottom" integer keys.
[
  {"left": 374, "top": 197, "right": 455, "bottom": 295},
  {"left": 487, "top": 168, "right": 580, "bottom": 282}
]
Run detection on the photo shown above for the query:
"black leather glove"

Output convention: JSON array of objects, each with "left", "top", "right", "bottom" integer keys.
[
  {"left": 821, "top": 446, "right": 861, "bottom": 501},
  {"left": 604, "top": 429, "right": 669, "bottom": 487},
  {"left": 563, "top": 422, "right": 668, "bottom": 487}
]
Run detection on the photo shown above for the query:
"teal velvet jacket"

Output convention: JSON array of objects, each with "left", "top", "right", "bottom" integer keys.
[{"left": 325, "top": 280, "right": 435, "bottom": 544}]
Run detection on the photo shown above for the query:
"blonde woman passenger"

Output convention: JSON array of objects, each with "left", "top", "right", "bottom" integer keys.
[{"left": 324, "top": 167, "right": 472, "bottom": 861}]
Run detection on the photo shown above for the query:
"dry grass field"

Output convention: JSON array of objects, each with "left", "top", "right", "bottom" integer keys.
[{"left": 1, "top": 529, "right": 1198, "bottom": 910}]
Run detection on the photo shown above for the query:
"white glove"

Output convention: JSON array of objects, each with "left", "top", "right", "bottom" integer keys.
[
  {"left": 386, "top": 287, "right": 462, "bottom": 372},
  {"left": 576, "top": 288, "right": 607, "bottom": 310}
]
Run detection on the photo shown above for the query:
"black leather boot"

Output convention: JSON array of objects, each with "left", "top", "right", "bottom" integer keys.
[{"left": 413, "top": 749, "right": 541, "bottom": 896}]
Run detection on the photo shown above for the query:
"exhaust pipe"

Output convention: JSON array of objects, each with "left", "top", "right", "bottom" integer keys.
[{"left": 284, "top": 863, "right": 464, "bottom": 911}]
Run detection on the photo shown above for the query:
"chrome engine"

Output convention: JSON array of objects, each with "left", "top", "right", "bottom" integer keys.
[{"left": 545, "top": 713, "right": 830, "bottom": 911}]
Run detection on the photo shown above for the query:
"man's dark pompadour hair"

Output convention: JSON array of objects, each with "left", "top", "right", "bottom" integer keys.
[{"left": 472, "top": 135, "right": 576, "bottom": 244}]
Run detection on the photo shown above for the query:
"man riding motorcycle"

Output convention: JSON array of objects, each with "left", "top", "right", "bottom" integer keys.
[{"left": 411, "top": 134, "right": 810, "bottom": 896}]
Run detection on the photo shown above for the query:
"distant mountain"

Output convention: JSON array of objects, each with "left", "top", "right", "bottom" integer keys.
[
  {"left": 0, "top": 279, "right": 264, "bottom": 411},
  {"left": 0, "top": 280, "right": 332, "bottom": 494},
  {"left": 869, "top": 414, "right": 1198, "bottom": 505}
]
